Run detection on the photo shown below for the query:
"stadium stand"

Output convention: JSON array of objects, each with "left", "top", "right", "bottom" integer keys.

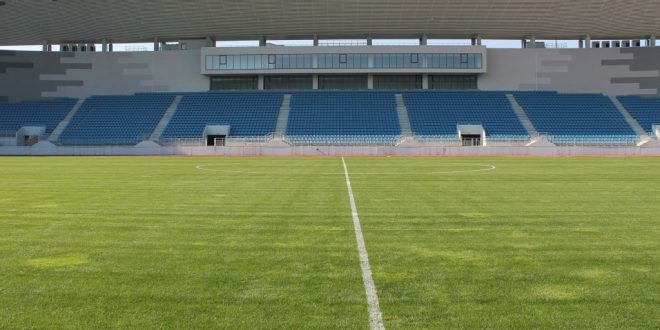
[
  {"left": 162, "top": 92, "right": 283, "bottom": 139},
  {"left": 3, "top": 91, "right": 653, "bottom": 147},
  {"left": 286, "top": 92, "right": 401, "bottom": 145},
  {"left": 0, "top": 98, "right": 77, "bottom": 137},
  {"left": 513, "top": 92, "right": 638, "bottom": 145},
  {"left": 403, "top": 91, "right": 529, "bottom": 140},
  {"left": 617, "top": 96, "right": 660, "bottom": 134},
  {"left": 59, "top": 94, "right": 175, "bottom": 145}
]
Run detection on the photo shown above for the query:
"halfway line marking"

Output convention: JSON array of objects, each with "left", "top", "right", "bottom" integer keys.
[{"left": 342, "top": 157, "right": 385, "bottom": 330}]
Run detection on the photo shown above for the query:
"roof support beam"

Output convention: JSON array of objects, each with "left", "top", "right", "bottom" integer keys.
[
  {"left": 528, "top": 36, "right": 536, "bottom": 48},
  {"left": 471, "top": 34, "right": 482, "bottom": 46},
  {"left": 420, "top": 34, "right": 428, "bottom": 46}
]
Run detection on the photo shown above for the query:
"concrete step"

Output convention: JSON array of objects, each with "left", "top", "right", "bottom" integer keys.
[
  {"left": 49, "top": 98, "right": 84, "bottom": 143},
  {"left": 609, "top": 96, "right": 648, "bottom": 137},
  {"left": 150, "top": 95, "right": 183, "bottom": 141},
  {"left": 395, "top": 94, "right": 413, "bottom": 136},
  {"left": 506, "top": 94, "right": 538, "bottom": 137},
  {"left": 275, "top": 94, "right": 292, "bottom": 135}
]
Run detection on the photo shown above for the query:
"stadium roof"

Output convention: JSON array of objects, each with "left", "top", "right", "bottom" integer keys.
[{"left": 0, "top": 0, "right": 659, "bottom": 45}]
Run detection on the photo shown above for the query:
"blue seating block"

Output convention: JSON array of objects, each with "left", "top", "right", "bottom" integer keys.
[
  {"left": 513, "top": 92, "right": 636, "bottom": 144},
  {"left": 286, "top": 92, "right": 401, "bottom": 145},
  {"left": 0, "top": 98, "right": 77, "bottom": 136},
  {"left": 404, "top": 91, "right": 528, "bottom": 139},
  {"left": 618, "top": 95, "right": 660, "bottom": 134},
  {"left": 59, "top": 94, "right": 174, "bottom": 145},
  {"left": 162, "top": 92, "right": 283, "bottom": 138}
]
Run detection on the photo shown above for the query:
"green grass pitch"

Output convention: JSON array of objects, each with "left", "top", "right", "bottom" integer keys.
[{"left": 1, "top": 156, "right": 659, "bottom": 329}]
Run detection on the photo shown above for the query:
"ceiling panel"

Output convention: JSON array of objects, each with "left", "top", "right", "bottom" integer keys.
[{"left": 0, "top": 0, "right": 658, "bottom": 45}]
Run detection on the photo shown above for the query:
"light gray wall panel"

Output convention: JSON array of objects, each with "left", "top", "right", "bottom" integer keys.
[
  {"left": 0, "top": 50, "right": 89, "bottom": 102},
  {"left": 2, "top": 48, "right": 659, "bottom": 101},
  {"left": 0, "top": 50, "right": 208, "bottom": 101},
  {"left": 481, "top": 48, "right": 660, "bottom": 96},
  {"left": 603, "top": 48, "right": 660, "bottom": 93},
  {"left": 42, "top": 51, "right": 208, "bottom": 99}
]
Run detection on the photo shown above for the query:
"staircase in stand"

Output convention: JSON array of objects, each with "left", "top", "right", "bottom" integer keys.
[
  {"left": 49, "top": 98, "right": 84, "bottom": 143},
  {"left": 395, "top": 94, "right": 413, "bottom": 136},
  {"left": 150, "top": 94, "right": 183, "bottom": 141},
  {"left": 609, "top": 96, "right": 648, "bottom": 137},
  {"left": 506, "top": 94, "right": 538, "bottom": 137},
  {"left": 274, "top": 94, "right": 292, "bottom": 136}
]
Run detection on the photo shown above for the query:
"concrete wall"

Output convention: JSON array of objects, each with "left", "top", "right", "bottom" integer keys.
[
  {"left": 481, "top": 48, "right": 660, "bottom": 96},
  {"left": 2, "top": 47, "right": 660, "bottom": 102},
  {"left": 1, "top": 145, "right": 659, "bottom": 157},
  {"left": 0, "top": 50, "right": 208, "bottom": 102},
  {"left": 0, "top": 137, "right": 16, "bottom": 146}
]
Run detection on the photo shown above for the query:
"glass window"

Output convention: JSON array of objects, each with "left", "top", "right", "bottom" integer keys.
[
  {"left": 373, "top": 54, "right": 382, "bottom": 68},
  {"left": 223, "top": 56, "right": 231, "bottom": 69},
  {"left": 429, "top": 75, "right": 477, "bottom": 90},
  {"left": 210, "top": 76, "right": 258, "bottom": 90},
  {"left": 304, "top": 54, "right": 313, "bottom": 69},
  {"left": 284, "top": 55, "right": 291, "bottom": 69},
  {"left": 207, "top": 52, "right": 482, "bottom": 70},
  {"left": 395, "top": 54, "right": 403, "bottom": 68},
  {"left": 326, "top": 54, "right": 334, "bottom": 69},
  {"left": 239, "top": 55, "right": 247, "bottom": 69},
  {"left": 264, "top": 75, "right": 313, "bottom": 90},
  {"left": 319, "top": 75, "right": 368, "bottom": 90},
  {"left": 253, "top": 55, "right": 261, "bottom": 69},
  {"left": 374, "top": 75, "right": 422, "bottom": 90},
  {"left": 460, "top": 54, "right": 468, "bottom": 68},
  {"left": 294, "top": 55, "right": 302, "bottom": 69},
  {"left": 206, "top": 56, "right": 213, "bottom": 70},
  {"left": 385, "top": 54, "right": 394, "bottom": 68},
  {"left": 275, "top": 55, "right": 283, "bottom": 69},
  {"left": 330, "top": 54, "right": 338, "bottom": 69}
]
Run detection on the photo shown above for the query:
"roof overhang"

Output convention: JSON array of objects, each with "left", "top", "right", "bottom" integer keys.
[{"left": 0, "top": 0, "right": 658, "bottom": 45}]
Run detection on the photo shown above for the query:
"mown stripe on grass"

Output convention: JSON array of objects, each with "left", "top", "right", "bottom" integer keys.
[{"left": 342, "top": 157, "right": 385, "bottom": 330}]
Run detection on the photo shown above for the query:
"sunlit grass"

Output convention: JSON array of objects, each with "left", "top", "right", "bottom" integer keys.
[{"left": 0, "top": 157, "right": 658, "bottom": 329}]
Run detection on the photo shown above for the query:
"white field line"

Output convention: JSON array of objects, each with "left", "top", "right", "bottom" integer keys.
[{"left": 341, "top": 157, "right": 385, "bottom": 330}]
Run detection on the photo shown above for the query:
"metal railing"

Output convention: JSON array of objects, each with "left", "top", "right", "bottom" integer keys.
[
  {"left": 318, "top": 40, "right": 369, "bottom": 47},
  {"left": 284, "top": 135, "right": 401, "bottom": 146},
  {"left": 546, "top": 135, "right": 640, "bottom": 146},
  {"left": 0, "top": 130, "right": 18, "bottom": 137},
  {"left": 159, "top": 134, "right": 276, "bottom": 147},
  {"left": 41, "top": 133, "right": 648, "bottom": 148}
]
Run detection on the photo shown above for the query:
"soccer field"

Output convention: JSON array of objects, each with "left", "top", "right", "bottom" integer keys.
[{"left": 1, "top": 157, "right": 659, "bottom": 329}]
